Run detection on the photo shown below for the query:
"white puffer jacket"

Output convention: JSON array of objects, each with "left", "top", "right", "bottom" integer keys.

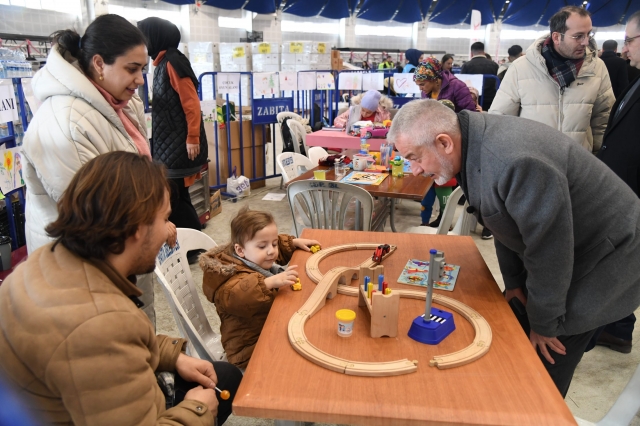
[
  {"left": 22, "top": 47, "right": 147, "bottom": 253},
  {"left": 489, "top": 35, "right": 614, "bottom": 153}
]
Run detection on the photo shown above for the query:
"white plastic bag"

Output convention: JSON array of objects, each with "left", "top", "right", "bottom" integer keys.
[{"left": 226, "top": 166, "right": 250, "bottom": 198}]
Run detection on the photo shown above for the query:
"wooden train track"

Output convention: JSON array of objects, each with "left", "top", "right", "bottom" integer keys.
[
  {"left": 288, "top": 265, "right": 418, "bottom": 376},
  {"left": 287, "top": 243, "right": 492, "bottom": 375}
]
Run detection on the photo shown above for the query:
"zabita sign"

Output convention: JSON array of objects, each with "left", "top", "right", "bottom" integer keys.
[
  {"left": 252, "top": 98, "right": 294, "bottom": 125},
  {"left": 0, "top": 82, "right": 18, "bottom": 124}
]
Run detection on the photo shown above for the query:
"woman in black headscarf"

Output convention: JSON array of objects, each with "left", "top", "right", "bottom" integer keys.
[
  {"left": 402, "top": 48, "right": 423, "bottom": 74},
  {"left": 138, "top": 17, "right": 208, "bottom": 233}
]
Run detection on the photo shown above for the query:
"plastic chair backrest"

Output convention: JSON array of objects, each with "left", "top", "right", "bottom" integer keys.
[
  {"left": 154, "top": 228, "right": 226, "bottom": 362},
  {"left": 276, "top": 152, "right": 314, "bottom": 184},
  {"left": 276, "top": 111, "right": 302, "bottom": 124},
  {"left": 436, "top": 186, "right": 464, "bottom": 235},
  {"left": 286, "top": 180, "right": 375, "bottom": 236},
  {"left": 308, "top": 146, "right": 329, "bottom": 166},
  {"left": 287, "top": 119, "right": 308, "bottom": 155}
]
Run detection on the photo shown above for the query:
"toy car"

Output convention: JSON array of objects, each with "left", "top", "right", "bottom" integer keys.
[
  {"left": 363, "top": 125, "right": 390, "bottom": 139},
  {"left": 372, "top": 244, "right": 391, "bottom": 263},
  {"left": 310, "top": 245, "right": 321, "bottom": 254},
  {"left": 291, "top": 278, "right": 302, "bottom": 291}
]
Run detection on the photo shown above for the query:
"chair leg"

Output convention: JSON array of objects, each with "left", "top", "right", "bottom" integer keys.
[{"left": 280, "top": 176, "right": 284, "bottom": 190}]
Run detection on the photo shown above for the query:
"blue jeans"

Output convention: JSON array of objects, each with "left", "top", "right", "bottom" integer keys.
[{"left": 420, "top": 186, "right": 437, "bottom": 224}]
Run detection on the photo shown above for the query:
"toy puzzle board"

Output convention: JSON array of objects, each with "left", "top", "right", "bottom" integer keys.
[
  {"left": 340, "top": 171, "right": 388, "bottom": 185},
  {"left": 397, "top": 259, "right": 460, "bottom": 291}
]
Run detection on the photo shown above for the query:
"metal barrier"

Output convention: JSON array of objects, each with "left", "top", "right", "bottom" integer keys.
[
  {"left": 0, "top": 78, "right": 29, "bottom": 250},
  {"left": 197, "top": 70, "right": 340, "bottom": 193}
]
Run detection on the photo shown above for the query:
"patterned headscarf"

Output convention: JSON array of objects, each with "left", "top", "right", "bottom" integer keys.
[{"left": 414, "top": 57, "right": 443, "bottom": 82}]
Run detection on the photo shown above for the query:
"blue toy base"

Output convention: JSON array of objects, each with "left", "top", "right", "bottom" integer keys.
[{"left": 408, "top": 308, "right": 456, "bottom": 345}]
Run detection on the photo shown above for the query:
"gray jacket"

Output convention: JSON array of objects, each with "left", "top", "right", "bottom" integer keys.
[{"left": 457, "top": 111, "right": 640, "bottom": 337}]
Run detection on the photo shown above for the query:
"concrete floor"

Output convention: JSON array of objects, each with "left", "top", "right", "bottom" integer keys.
[{"left": 155, "top": 177, "right": 640, "bottom": 426}]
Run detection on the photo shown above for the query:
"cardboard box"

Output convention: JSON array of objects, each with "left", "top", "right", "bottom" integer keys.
[
  {"left": 204, "top": 120, "right": 267, "bottom": 190},
  {"left": 210, "top": 189, "right": 222, "bottom": 218}
]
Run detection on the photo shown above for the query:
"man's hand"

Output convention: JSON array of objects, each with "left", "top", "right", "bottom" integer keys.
[
  {"left": 505, "top": 287, "right": 527, "bottom": 306},
  {"left": 187, "top": 144, "right": 200, "bottom": 161},
  {"left": 292, "top": 238, "right": 321, "bottom": 252},
  {"left": 184, "top": 386, "right": 218, "bottom": 414},
  {"left": 166, "top": 221, "right": 177, "bottom": 248},
  {"left": 264, "top": 265, "right": 299, "bottom": 289},
  {"left": 530, "top": 330, "right": 566, "bottom": 364},
  {"left": 175, "top": 353, "right": 218, "bottom": 389}
]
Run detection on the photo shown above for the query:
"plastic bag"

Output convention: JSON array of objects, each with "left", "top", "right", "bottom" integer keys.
[{"left": 226, "top": 166, "right": 250, "bottom": 198}]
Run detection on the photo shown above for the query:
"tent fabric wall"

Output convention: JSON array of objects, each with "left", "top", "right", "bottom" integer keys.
[{"left": 159, "top": 0, "right": 640, "bottom": 27}]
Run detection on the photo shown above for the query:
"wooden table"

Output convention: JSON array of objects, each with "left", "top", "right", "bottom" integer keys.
[
  {"left": 307, "top": 129, "right": 388, "bottom": 151},
  {"left": 289, "top": 166, "right": 433, "bottom": 232},
  {"left": 233, "top": 230, "right": 576, "bottom": 426}
]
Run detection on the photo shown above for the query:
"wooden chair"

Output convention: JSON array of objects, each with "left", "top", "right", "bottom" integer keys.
[
  {"left": 287, "top": 180, "right": 375, "bottom": 237},
  {"left": 154, "top": 228, "right": 226, "bottom": 362}
]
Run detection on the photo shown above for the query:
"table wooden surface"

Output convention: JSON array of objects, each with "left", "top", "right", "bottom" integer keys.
[
  {"left": 289, "top": 165, "right": 432, "bottom": 201},
  {"left": 307, "top": 130, "right": 388, "bottom": 151},
  {"left": 233, "top": 230, "right": 576, "bottom": 426}
]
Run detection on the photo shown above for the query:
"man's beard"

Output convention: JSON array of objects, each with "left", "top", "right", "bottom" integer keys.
[{"left": 434, "top": 149, "right": 455, "bottom": 185}]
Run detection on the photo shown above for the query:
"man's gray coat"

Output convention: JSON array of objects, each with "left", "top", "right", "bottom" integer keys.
[{"left": 457, "top": 111, "right": 640, "bottom": 337}]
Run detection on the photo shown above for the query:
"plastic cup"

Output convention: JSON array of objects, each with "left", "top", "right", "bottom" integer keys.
[
  {"left": 313, "top": 170, "right": 327, "bottom": 180},
  {"left": 334, "top": 163, "right": 347, "bottom": 179},
  {"left": 336, "top": 309, "right": 356, "bottom": 337}
]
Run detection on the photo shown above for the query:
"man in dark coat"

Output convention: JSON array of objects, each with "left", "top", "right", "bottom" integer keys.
[
  {"left": 591, "top": 12, "right": 640, "bottom": 354},
  {"left": 460, "top": 42, "right": 499, "bottom": 111},
  {"left": 389, "top": 99, "right": 640, "bottom": 398},
  {"left": 600, "top": 39, "right": 629, "bottom": 97}
]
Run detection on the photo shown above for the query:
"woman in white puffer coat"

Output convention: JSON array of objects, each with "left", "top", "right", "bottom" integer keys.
[{"left": 23, "top": 14, "right": 158, "bottom": 253}]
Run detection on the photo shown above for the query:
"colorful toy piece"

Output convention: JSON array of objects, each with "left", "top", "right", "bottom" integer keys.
[
  {"left": 310, "top": 245, "right": 322, "bottom": 254},
  {"left": 291, "top": 278, "right": 302, "bottom": 291},
  {"left": 362, "top": 125, "right": 390, "bottom": 139},
  {"left": 382, "top": 119, "right": 392, "bottom": 128}
]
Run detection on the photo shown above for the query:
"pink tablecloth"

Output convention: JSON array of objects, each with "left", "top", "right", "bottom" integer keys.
[{"left": 306, "top": 130, "right": 388, "bottom": 151}]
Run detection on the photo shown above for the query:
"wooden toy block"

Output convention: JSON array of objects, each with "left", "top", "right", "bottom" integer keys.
[{"left": 358, "top": 283, "right": 400, "bottom": 338}]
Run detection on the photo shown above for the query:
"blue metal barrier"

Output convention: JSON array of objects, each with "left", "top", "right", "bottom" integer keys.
[{"left": 1, "top": 78, "right": 29, "bottom": 250}]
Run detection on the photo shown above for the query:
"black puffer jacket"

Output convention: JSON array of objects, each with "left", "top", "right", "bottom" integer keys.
[{"left": 152, "top": 57, "right": 208, "bottom": 178}]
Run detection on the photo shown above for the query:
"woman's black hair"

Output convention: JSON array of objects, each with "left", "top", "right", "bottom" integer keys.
[
  {"left": 51, "top": 14, "right": 147, "bottom": 77},
  {"left": 441, "top": 54, "right": 454, "bottom": 65}
]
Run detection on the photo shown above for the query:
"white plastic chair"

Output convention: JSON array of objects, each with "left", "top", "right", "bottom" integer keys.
[
  {"left": 406, "top": 187, "right": 471, "bottom": 235},
  {"left": 277, "top": 111, "right": 303, "bottom": 154},
  {"left": 307, "top": 146, "right": 329, "bottom": 166},
  {"left": 287, "top": 180, "right": 375, "bottom": 236},
  {"left": 286, "top": 119, "right": 309, "bottom": 156},
  {"left": 575, "top": 362, "right": 640, "bottom": 425},
  {"left": 154, "top": 228, "right": 226, "bottom": 362},
  {"left": 276, "top": 152, "right": 315, "bottom": 184}
]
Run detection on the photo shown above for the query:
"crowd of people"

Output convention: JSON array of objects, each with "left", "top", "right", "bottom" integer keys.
[{"left": 0, "top": 4, "right": 639, "bottom": 425}]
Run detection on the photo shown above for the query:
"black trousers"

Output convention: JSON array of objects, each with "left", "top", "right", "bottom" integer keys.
[
  {"left": 172, "top": 361, "right": 243, "bottom": 425},
  {"left": 168, "top": 178, "right": 201, "bottom": 230},
  {"left": 508, "top": 294, "right": 597, "bottom": 398}
]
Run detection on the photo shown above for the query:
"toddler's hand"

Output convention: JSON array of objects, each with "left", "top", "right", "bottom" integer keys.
[
  {"left": 292, "top": 239, "right": 321, "bottom": 252},
  {"left": 265, "top": 265, "right": 299, "bottom": 289}
]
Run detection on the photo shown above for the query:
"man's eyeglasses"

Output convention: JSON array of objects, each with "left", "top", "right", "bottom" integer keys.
[
  {"left": 558, "top": 32, "right": 595, "bottom": 42},
  {"left": 624, "top": 34, "right": 640, "bottom": 46}
]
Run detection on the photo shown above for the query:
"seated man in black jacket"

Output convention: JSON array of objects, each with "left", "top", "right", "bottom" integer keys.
[{"left": 461, "top": 41, "right": 499, "bottom": 111}]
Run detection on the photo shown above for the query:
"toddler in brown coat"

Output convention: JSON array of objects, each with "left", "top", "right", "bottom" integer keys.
[{"left": 200, "top": 208, "right": 319, "bottom": 369}]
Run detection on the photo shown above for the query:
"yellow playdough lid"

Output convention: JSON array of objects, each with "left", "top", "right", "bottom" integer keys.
[{"left": 336, "top": 309, "right": 356, "bottom": 322}]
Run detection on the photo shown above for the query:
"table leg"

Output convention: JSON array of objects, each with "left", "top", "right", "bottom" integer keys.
[{"left": 390, "top": 198, "right": 397, "bottom": 232}]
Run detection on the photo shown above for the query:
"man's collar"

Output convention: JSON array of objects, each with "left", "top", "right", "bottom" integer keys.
[{"left": 471, "top": 53, "right": 486, "bottom": 59}]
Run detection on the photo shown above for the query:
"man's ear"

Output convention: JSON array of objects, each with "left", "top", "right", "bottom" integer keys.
[
  {"left": 435, "top": 133, "right": 455, "bottom": 154},
  {"left": 234, "top": 244, "right": 245, "bottom": 258},
  {"left": 551, "top": 32, "right": 561, "bottom": 45}
]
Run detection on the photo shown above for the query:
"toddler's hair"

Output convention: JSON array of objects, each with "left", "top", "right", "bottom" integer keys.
[{"left": 227, "top": 207, "right": 276, "bottom": 254}]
